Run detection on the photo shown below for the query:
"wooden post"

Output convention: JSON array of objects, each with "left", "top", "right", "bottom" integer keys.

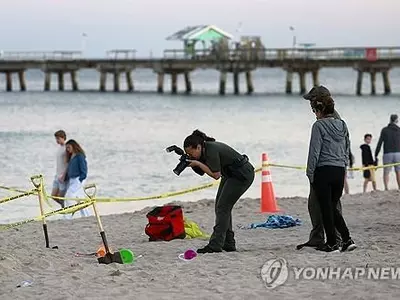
[
  {"left": 285, "top": 71, "right": 293, "bottom": 94},
  {"left": 171, "top": 73, "right": 178, "bottom": 94},
  {"left": 5, "top": 72, "right": 12, "bottom": 92},
  {"left": 99, "top": 72, "right": 107, "bottom": 92},
  {"left": 184, "top": 72, "right": 192, "bottom": 94},
  {"left": 44, "top": 72, "right": 51, "bottom": 91},
  {"left": 299, "top": 71, "right": 306, "bottom": 95},
  {"left": 370, "top": 71, "right": 376, "bottom": 95},
  {"left": 233, "top": 72, "right": 239, "bottom": 95},
  {"left": 245, "top": 71, "right": 254, "bottom": 95},
  {"left": 18, "top": 71, "right": 26, "bottom": 91},
  {"left": 312, "top": 70, "right": 319, "bottom": 87},
  {"left": 356, "top": 70, "right": 363, "bottom": 96},
  {"left": 157, "top": 73, "right": 164, "bottom": 93},
  {"left": 58, "top": 72, "right": 64, "bottom": 91},
  {"left": 382, "top": 70, "right": 391, "bottom": 95},
  {"left": 219, "top": 72, "right": 227, "bottom": 95},
  {"left": 71, "top": 71, "right": 78, "bottom": 91},
  {"left": 126, "top": 71, "right": 134, "bottom": 92},
  {"left": 113, "top": 72, "right": 120, "bottom": 92}
]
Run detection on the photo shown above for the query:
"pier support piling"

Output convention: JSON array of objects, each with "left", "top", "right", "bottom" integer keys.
[
  {"left": 184, "top": 72, "right": 192, "bottom": 94},
  {"left": 219, "top": 72, "right": 227, "bottom": 95},
  {"left": 312, "top": 70, "right": 319, "bottom": 87},
  {"left": 285, "top": 71, "right": 293, "bottom": 94},
  {"left": 113, "top": 72, "right": 120, "bottom": 92},
  {"left": 171, "top": 73, "right": 178, "bottom": 94},
  {"left": 126, "top": 72, "right": 134, "bottom": 92},
  {"left": 18, "top": 71, "right": 26, "bottom": 91},
  {"left": 382, "top": 70, "right": 391, "bottom": 95},
  {"left": 157, "top": 73, "right": 164, "bottom": 93},
  {"left": 299, "top": 71, "right": 306, "bottom": 95},
  {"left": 44, "top": 72, "right": 51, "bottom": 91},
  {"left": 233, "top": 72, "right": 240, "bottom": 95},
  {"left": 370, "top": 72, "right": 376, "bottom": 95},
  {"left": 5, "top": 72, "right": 12, "bottom": 92},
  {"left": 58, "top": 72, "right": 64, "bottom": 91},
  {"left": 356, "top": 70, "right": 363, "bottom": 96},
  {"left": 245, "top": 71, "right": 254, "bottom": 94},
  {"left": 71, "top": 71, "right": 78, "bottom": 91},
  {"left": 99, "top": 72, "right": 107, "bottom": 92}
]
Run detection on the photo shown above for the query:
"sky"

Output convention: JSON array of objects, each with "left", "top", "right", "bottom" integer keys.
[{"left": 0, "top": 0, "right": 398, "bottom": 57}]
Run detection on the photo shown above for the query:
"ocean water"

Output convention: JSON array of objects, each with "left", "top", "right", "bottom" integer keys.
[{"left": 1, "top": 68, "right": 400, "bottom": 223}]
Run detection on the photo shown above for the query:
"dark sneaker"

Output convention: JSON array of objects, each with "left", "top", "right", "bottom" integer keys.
[
  {"left": 222, "top": 244, "right": 236, "bottom": 252},
  {"left": 296, "top": 241, "right": 323, "bottom": 250},
  {"left": 341, "top": 239, "right": 357, "bottom": 252},
  {"left": 316, "top": 243, "right": 340, "bottom": 253},
  {"left": 197, "top": 245, "right": 222, "bottom": 254}
]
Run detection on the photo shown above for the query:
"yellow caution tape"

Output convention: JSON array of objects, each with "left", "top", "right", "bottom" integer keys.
[
  {"left": 0, "top": 200, "right": 94, "bottom": 231},
  {"left": 2, "top": 161, "right": 400, "bottom": 206},
  {"left": 0, "top": 185, "right": 38, "bottom": 195},
  {"left": 0, "top": 190, "right": 37, "bottom": 205}
]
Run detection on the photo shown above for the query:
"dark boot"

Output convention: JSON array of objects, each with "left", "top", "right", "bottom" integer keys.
[
  {"left": 197, "top": 245, "right": 222, "bottom": 254},
  {"left": 222, "top": 230, "right": 236, "bottom": 252}
]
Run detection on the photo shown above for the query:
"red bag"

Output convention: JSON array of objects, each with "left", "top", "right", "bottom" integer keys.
[{"left": 145, "top": 205, "right": 186, "bottom": 241}]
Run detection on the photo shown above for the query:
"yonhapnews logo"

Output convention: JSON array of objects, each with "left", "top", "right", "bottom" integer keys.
[{"left": 261, "top": 257, "right": 400, "bottom": 289}]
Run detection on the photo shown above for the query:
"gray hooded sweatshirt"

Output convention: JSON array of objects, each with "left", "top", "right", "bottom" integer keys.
[{"left": 306, "top": 116, "right": 350, "bottom": 183}]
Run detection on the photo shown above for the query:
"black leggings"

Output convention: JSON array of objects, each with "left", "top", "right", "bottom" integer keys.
[{"left": 313, "top": 166, "right": 351, "bottom": 246}]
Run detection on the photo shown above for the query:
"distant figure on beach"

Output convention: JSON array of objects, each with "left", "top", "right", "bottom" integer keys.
[
  {"left": 343, "top": 150, "right": 354, "bottom": 194},
  {"left": 297, "top": 86, "right": 343, "bottom": 250},
  {"left": 305, "top": 93, "right": 356, "bottom": 252},
  {"left": 375, "top": 114, "right": 400, "bottom": 190},
  {"left": 52, "top": 130, "right": 68, "bottom": 208},
  {"left": 360, "top": 133, "right": 377, "bottom": 193},
  {"left": 64, "top": 139, "right": 90, "bottom": 218},
  {"left": 183, "top": 130, "right": 254, "bottom": 253}
]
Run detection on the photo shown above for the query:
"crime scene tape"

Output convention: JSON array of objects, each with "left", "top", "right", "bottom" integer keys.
[
  {"left": 2, "top": 161, "right": 400, "bottom": 205},
  {"left": 0, "top": 200, "right": 94, "bottom": 231},
  {"left": 0, "top": 189, "right": 37, "bottom": 205},
  {"left": 0, "top": 185, "right": 38, "bottom": 195}
]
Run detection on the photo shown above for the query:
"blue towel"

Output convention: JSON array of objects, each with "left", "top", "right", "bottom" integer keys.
[{"left": 246, "top": 215, "right": 301, "bottom": 229}]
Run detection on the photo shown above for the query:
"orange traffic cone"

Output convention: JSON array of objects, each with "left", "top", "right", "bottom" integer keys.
[{"left": 261, "top": 153, "right": 280, "bottom": 213}]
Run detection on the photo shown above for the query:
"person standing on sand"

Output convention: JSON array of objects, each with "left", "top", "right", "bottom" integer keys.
[
  {"left": 374, "top": 114, "right": 400, "bottom": 190},
  {"left": 297, "top": 86, "right": 344, "bottom": 250},
  {"left": 360, "top": 133, "right": 377, "bottom": 193},
  {"left": 343, "top": 150, "right": 354, "bottom": 195},
  {"left": 52, "top": 130, "right": 68, "bottom": 208},
  {"left": 64, "top": 139, "right": 90, "bottom": 218},
  {"left": 306, "top": 94, "right": 356, "bottom": 252},
  {"left": 183, "top": 130, "right": 255, "bottom": 253}
]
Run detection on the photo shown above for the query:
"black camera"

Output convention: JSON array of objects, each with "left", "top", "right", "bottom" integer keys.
[{"left": 166, "top": 145, "right": 190, "bottom": 176}]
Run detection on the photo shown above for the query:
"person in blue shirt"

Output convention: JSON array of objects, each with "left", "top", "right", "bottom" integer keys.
[{"left": 64, "top": 139, "right": 90, "bottom": 218}]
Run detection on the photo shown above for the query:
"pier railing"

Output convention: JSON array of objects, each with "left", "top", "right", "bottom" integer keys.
[
  {"left": 0, "top": 51, "right": 82, "bottom": 60},
  {"left": 163, "top": 47, "right": 400, "bottom": 61}
]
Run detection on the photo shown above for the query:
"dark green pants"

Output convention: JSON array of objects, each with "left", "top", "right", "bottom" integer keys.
[
  {"left": 308, "top": 184, "right": 342, "bottom": 245},
  {"left": 208, "top": 164, "right": 255, "bottom": 249}
]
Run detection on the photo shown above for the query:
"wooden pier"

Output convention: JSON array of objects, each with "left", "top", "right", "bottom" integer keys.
[{"left": 0, "top": 47, "right": 399, "bottom": 95}]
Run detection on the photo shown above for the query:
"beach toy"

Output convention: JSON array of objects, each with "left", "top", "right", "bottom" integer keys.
[
  {"left": 119, "top": 248, "right": 135, "bottom": 264},
  {"left": 84, "top": 184, "right": 133, "bottom": 265},
  {"left": 96, "top": 244, "right": 113, "bottom": 258},
  {"left": 178, "top": 249, "right": 197, "bottom": 261}
]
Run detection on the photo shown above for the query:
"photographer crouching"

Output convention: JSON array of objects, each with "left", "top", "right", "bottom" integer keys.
[{"left": 172, "top": 130, "right": 255, "bottom": 253}]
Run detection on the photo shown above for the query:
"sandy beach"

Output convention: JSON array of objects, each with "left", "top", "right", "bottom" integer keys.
[{"left": 1, "top": 190, "right": 400, "bottom": 300}]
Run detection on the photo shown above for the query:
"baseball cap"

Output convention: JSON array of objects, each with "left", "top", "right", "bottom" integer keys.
[
  {"left": 303, "top": 85, "right": 331, "bottom": 100},
  {"left": 390, "top": 114, "right": 398, "bottom": 123}
]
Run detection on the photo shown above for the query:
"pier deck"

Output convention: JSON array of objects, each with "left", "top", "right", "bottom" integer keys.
[{"left": 0, "top": 47, "right": 399, "bottom": 95}]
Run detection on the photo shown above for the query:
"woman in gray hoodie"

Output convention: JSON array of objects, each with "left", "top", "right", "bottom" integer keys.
[{"left": 306, "top": 96, "right": 357, "bottom": 253}]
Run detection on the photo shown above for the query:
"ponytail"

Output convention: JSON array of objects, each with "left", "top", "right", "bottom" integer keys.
[{"left": 183, "top": 129, "right": 215, "bottom": 148}]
